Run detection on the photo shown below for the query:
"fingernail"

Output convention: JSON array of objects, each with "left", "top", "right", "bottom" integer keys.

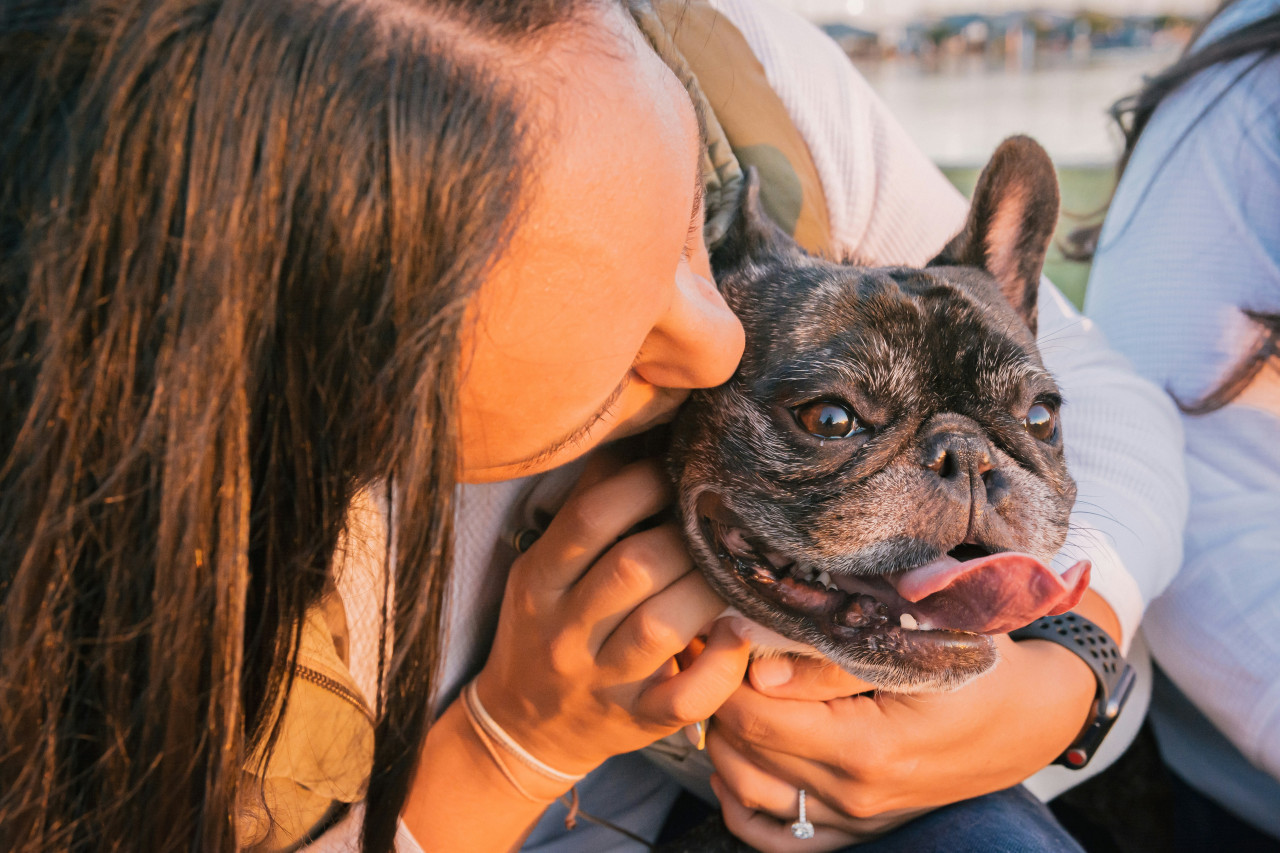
[
  {"left": 683, "top": 720, "right": 706, "bottom": 750},
  {"left": 752, "top": 656, "right": 792, "bottom": 688}
]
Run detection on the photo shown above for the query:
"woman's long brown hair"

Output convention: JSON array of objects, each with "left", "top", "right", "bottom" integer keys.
[
  {"left": 0, "top": 0, "right": 589, "bottom": 849},
  {"left": 1067, "top": 1, "right": 1280, "bottom": 412}
]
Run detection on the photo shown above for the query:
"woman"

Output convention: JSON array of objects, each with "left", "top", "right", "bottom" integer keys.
[
  {"left": 0, "top": 0, "right": 1186, "bottom": 850},
  {"left": 1085, "top": 0, "right": 1280, "bottom": 846}
]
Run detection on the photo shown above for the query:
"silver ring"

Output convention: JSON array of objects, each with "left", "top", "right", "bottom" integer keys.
[{"left": 790, "top": 788, "right": 815, "bottom": 839}]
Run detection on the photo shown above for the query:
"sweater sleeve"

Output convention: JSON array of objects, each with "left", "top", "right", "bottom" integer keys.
[
  {"left": 709, "top": 0, "right": 1188, "bottom": 645},
  {"left": 1036, "top": 280, "right": 1186, "bottom": 648}
]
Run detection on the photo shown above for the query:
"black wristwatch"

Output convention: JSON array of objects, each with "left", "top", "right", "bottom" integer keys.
[{"left": 1009, "top": 612, "right": 1135, "bottom": 769}]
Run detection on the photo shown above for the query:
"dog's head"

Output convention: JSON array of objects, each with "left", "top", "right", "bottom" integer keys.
[{"left": 670, "top": 137, "right": 1088, "bottom": 692}]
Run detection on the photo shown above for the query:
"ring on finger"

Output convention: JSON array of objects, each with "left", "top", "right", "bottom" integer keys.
[{"left": 790, "top": 788, "right": 815, "bottom": 840}]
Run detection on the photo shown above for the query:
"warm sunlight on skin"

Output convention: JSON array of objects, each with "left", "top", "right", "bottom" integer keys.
[{"left": 458, "top": 3, "right": 745, "bottom": 484}]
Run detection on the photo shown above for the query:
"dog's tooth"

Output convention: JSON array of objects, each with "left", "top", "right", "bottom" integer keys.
[
  {"left": 816, "top": 571, "right": 832, "bottom": 589},
  {"left": 899, "top": 613, "right": 918, "bottom": 631}
]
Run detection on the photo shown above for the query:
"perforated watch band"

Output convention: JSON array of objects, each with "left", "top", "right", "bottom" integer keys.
[{"left": 1009, "top": 612, "right": 1135, "bottom": 769}]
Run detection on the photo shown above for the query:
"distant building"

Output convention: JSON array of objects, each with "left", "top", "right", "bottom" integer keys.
[
  {"left": 807, "top": 6, "right": 1199, "bottom": 66},
  {"left": 783, "top": 0, "right": 1217, "bottom": 29},
  {"left": 819, "top": 21, "right": 881, "bottom": 57}
]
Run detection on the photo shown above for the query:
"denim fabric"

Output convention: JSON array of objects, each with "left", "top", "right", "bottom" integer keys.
[{"left": 843, "top": 786, "right": 1085, "bottom": 853}]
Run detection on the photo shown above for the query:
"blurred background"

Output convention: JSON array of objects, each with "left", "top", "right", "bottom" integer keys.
[{"left": 775, "top": 0, "right": 1221, "bottom": 304}]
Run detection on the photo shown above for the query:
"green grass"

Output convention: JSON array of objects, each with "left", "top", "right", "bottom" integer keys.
[{"left": 941, "top": 166, "right": 1115, "bottom": 309}]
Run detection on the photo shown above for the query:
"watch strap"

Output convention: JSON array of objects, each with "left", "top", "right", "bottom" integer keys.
[{"left": 1010, "top": 612, "right": 1135, "bottom": 768}]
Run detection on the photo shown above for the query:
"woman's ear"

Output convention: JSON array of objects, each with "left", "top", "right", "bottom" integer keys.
[
  {"left": 929, "top": 136, "right": 1060, "bottom": 336},
  {"left": 710, "top": 167, "right": 805, "bottom": 279}
]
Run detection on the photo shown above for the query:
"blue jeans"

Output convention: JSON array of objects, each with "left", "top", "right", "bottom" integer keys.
[{"left": 843, "top": 786, "right": 1084, "bottom": 853}]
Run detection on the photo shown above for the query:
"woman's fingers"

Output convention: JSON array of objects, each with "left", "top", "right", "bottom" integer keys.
[
  {"left": 477, "top": 448, "right": 762, "bottom": 774},
  {"left": 708, "top": 734, "right": 932, "bottom": 848},
  {"left": 596, "top": 567, "right": 727, "bottom": 672},
  {"left": 710, "top": 773, "right": 856, "bottom": 853},
  {"left": 711, "top": 682, "right": 934, "bottom": 817},
  {"left": 713, "top": 682, "right": 883, "bottom": 765},
  {"left": 707, "top": 727, "right": 845, "bottom": 824},
  {"left": 749, "top": 655, "right": 878, "bottom": 701},
  {"left": 573, "top": 523, "right": 695, "bottom": 652},
  {"left": 634, "top": 619, "right": 750, "bottom": 726},
  {"left": 520, "top": 458, "right": 672, "bottom": 595}
]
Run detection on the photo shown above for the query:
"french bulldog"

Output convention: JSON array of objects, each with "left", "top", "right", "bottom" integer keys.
[{"left": 668, "top": 136, "right": 1090, "bottom": 693}]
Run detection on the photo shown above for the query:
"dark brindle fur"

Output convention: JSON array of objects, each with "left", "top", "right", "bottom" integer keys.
[{"left": 669, "top": 137, "right": 1086, "bottom": 692}]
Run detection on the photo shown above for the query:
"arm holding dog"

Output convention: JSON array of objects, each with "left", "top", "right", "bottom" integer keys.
[
  {"left": 404, "top": 454, "right": 751, "bottom": 851},
  {"left": 710, "top": 601, "right": 1111, "bottom": 850},
  {"left": 710, "top": 631, "right": 1098, "bottom": 850}
]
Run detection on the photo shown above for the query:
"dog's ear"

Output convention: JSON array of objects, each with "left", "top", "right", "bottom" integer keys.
[
  {"left": 711, "top": 167, "right": 804, "bottom": 278},
  {"left": 929, "top": 136, "right": 1059, "bottom": 336}
]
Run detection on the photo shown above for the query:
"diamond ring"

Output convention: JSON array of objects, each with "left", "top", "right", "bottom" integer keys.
[{"left": 790, "top": 788, "right": 815, "bottom": 840}]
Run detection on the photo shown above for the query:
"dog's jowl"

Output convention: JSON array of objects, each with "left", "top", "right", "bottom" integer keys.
[{"left": 669, "top": 137, "right": 1089, "bottom": 693}]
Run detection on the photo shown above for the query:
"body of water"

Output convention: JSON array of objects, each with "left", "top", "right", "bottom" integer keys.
[{"left": 858, "top": 48, "right": 1183, "bottom": 166}]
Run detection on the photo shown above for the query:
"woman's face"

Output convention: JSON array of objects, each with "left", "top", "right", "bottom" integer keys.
[{"left": 459, "top": 4, "right": 745, "bottom": 483}]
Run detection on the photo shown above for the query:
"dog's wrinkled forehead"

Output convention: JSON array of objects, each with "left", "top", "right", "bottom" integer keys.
[{"left": 723, "top": 258, "right": 1049, "bottom": 414}]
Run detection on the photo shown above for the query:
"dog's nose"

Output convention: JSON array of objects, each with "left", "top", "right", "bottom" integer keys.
[{"left": 923, "top": 432, "right": 994, "bottom": 482}]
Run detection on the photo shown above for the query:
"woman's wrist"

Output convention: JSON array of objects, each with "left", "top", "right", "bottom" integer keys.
[
  {"left": 446, "top": 694, "right": 575, "bottom": 802},
  {"left": 1068, "top": 588, "right": 1124, "bottom": 647},
  {"left": 1004, "top": 588, "right": 1124, "bottom": 756},
  {"left": 460, "top": 680, "right": 585, "bottom": 801},
  {"left": 402, "top": 698, "right": 571, "bottom": 851}
]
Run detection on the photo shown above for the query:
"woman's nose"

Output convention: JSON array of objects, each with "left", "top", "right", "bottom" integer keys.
[{"left": 633, "top": 264, "right": 745, "bottom": 390}]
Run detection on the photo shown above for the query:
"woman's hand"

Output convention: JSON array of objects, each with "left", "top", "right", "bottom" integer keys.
[
  {"left": 474, "top": 453, "right": 751, "bottom": 788},
  {"left": 706, "top": 629, "right": 1101, "bottom": 851}
]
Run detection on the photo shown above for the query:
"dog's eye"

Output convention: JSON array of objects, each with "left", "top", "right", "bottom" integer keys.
[
  {"left": 1023, "top": 402, "right": 1057, "bottom": 442},
  {"left": 794, "top": 401, "right": 859, "bottom": 439}
]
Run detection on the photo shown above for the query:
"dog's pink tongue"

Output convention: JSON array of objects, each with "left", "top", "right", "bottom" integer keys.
[{"left": 891, "top": 554, "right": 1091, "bottom": 635}]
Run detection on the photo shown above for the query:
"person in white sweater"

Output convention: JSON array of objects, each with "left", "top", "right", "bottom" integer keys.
[{"left": 1085, "top": 0, "right": 1280, "bottom": 845}]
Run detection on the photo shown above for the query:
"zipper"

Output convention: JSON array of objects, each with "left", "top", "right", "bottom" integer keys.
[{"left": 294, "top": 663, "right": 375, "bottom": 724}]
